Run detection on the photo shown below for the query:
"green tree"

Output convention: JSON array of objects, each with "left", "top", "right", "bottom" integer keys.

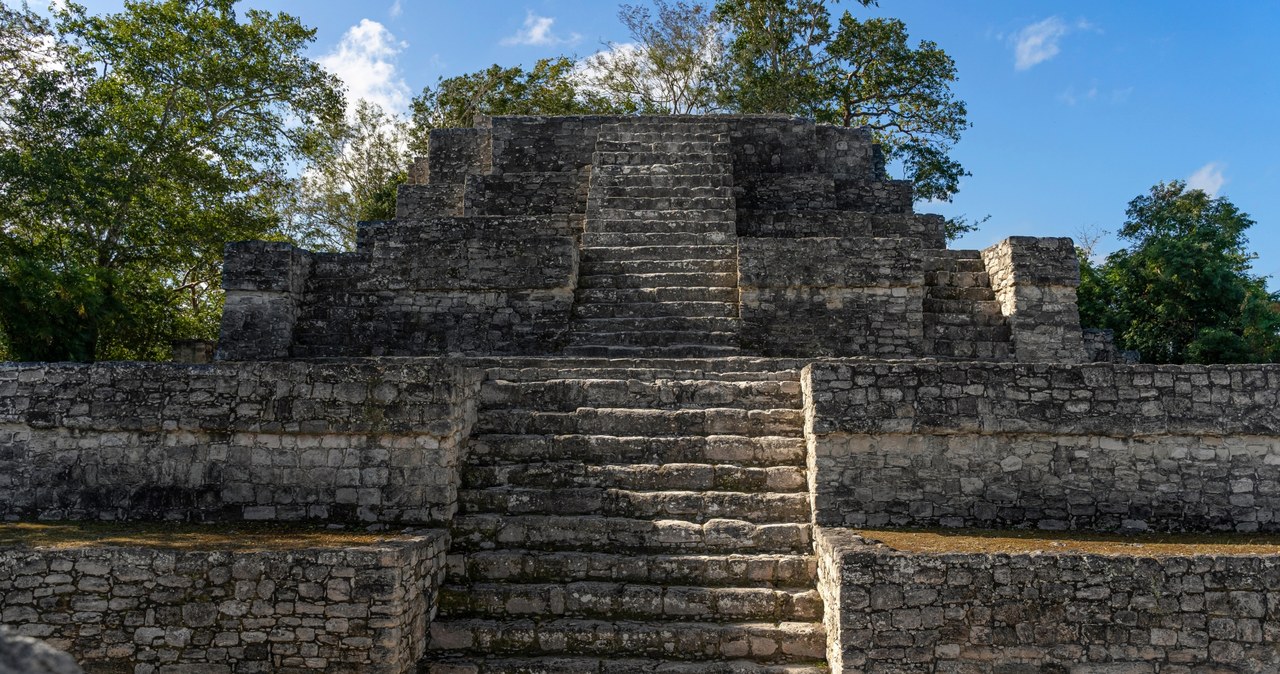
[
  {"left": 582, "top": 1, "right": 724, "bottom": 114},
  {"left": 0, "top": 0, "right": 343, "bottom": 362},
  {"left": 1080, "top": 182, "right": 1280, "bottom": 364},
  {"left": 284, "top": 100, "right": 409, "bottom": 251},
  {"left": 409, "top": 57, "right": 627, "bottom": 153},
  {"left": 714, "top": 0, "right": 969, "bottom": 201}
]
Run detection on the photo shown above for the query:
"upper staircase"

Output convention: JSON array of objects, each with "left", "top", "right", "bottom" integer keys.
[{"left": 566, "top": 120, "right": 743, "bottom": 357}]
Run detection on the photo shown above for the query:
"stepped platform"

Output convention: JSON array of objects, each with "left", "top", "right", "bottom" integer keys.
[{"left": 4, "top": 115, "right": 1271, "bottom": 674}]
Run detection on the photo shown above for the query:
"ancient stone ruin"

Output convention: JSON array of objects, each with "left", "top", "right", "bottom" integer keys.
[{"left": 3, "top": 115, "right": 1279, "bottom": 673}]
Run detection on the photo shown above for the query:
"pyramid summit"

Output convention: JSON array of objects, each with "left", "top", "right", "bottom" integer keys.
[{"left": 2, "top": 115, "right": 1278, "bottom": 673}]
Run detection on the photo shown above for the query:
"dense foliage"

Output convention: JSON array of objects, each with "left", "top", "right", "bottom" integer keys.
[
  {"left": 1079, "top": 182, "right": 1280, "bottom": 364},
  {"left": 713, "top": 0, "right": 968, "bottom": 201},
  {"left": 0, "top": 0, "right": 343, "bottom": 361}
]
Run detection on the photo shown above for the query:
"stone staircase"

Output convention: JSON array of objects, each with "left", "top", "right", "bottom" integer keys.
[
  {"left": 421, "top": 363, "right": 827, "bottom": 673},
  {"left": 566, "top": 120, "right": 743, "bottom": 357},
  {"left": 922, "top": 250, "right": 1012, "bottom": 360}
]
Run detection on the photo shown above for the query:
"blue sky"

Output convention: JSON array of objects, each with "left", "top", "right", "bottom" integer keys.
[{"left": 55, "top": 1, "right": 1280, "bottom": 287}]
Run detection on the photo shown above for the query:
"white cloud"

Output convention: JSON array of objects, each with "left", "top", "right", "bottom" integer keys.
[
  {"left": 501, "top": 12, "right": 581, "bottom": 47},
  {"left": 1013, "top": 17, "right": 1070, "bottom": 70},
  {"left": 1187, "top": 162, "right": 1227, "bottom": 197},
  {"left": 389, "top": 0, "right": 402, "bottom": 18},
  {"left": 318, "top": 19, "right": 410, "bottom": 115},
  {"left": 1012, "top": 17, "right": 1094, "bottom": 71}
]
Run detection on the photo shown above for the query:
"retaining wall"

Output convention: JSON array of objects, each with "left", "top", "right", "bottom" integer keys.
[
  {"left": 0, "top": 532, "right": 447, "bottom": 674},
  {"left": 0, "top": 360, "right": 480, "bottom": 524},
  {"left": 806, "top": 362, "right": 1280, "bottom": 532},
  {"left": 817, "top": 527, "right": 1280, "bottom": 673},
  {"left": 738, "top": 238, "right": 924, "bottom": 357}
]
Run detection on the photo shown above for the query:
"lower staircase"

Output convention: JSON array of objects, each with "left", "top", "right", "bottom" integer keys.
[
  {"left": 421, "top": 362, "right": 826, "bottom": 673},
  {"left": 922, "top": 250, "right": 1012, "bottom": 360}
]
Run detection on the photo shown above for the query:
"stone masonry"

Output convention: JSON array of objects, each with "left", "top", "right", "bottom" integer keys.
[{"left": 4, "top": 115, "right": 1278, "bottom": 673}]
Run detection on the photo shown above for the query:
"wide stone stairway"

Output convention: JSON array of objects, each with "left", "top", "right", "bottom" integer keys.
[
  {"left": 566, "top": 120, "right": 743, "bottom": 357},
  {"left": 421, "top": 362, "right": 826, "bottom": 673}
]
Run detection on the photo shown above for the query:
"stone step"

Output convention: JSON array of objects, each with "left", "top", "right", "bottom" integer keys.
[
  {"left": 591, "top": 163, "right": 730, "bottom": 178},
  {"left": 479, "top": 364, "right": 800, "bottom": 383},
  {"left": 463, "top": 463, "right": 807, "bottom": 494},
  {"left": 465, "top": 435, "right": 806, "bottom": 468},
  {"left": 593, "top": 208, "right": 736, "bottom": 224},
  {"left": 582, "top": 245, "right": 737, "bottom": 262},
  {"left": 459, "top": 488, "right": 809, "bottom": 522},
  {"left": 591, "top": 219, "right": 737, "bottom": 236},
  {"left": 925, "top": 286, "right": 997, "bottom": 301},
  {"left": 578, "top": 273, "right": 738, "bottom": 289},
  {"left": 426, "top": 619, "right": 825, "bottom": 664},
  {"left": 590, "top": 196, "right": 735, "bottom": 211},
  {"left": 573, "top": 301, "right": 739, "bottom": 320},
  {"left": 582, "top": 231, "right": 735, "bottom": 247},
  {"left": 567, "top": 317, "right": 743, "bottom": 338},
  {"left": 452, "top": 515, "right": 811, "bottom": 554},
  {"left": 924, "top": 323, "right": 1012, "bottom": 342},
  {"left": 567, "top": 330, "right": 740, "bottom": 349},
  {"left": 576, "top": 287, "right": 738, "bottom": 304},
  {"left": 924, "top": 309, "right": 1007, "bottom": 327},
  {"left": 580, "top": 258, "right": 736, "bottom": 276},
  {"left": 562, "top": 345, "right": 743, "bottom": 358},
  {"left": 924, "top": 270, "right": 991, "bottom": 288},
  {"left": 594, "top": 151, "right": 733, "bottom": 166},
  {"left": 922, "top": 256, "right": 986, "bottom": 273},
  {"left": 591, "top": 174, "right": 732, "bottom": 190},
  {"left": 420, "top": 655, "right": 828, "bottom": 674},
  {"left": 439, "top": 582, "right": 822, "bottom": 623},
  {"left": 480, "top": 378, "right": 798, "bottom": 411},
  {"left": 924, "top": 339, "right": 1014, "bottom": 360},
  {"left": 474, "top": 408, "right": 803, "bottom": 437},
  {"left": 923, "top": 298, "right": 1004, "bottom": 315},
  {"left": 590, "top": 185, "right": 731, "bottom": 201},
  {"left": 595, "top": 139, "right": 724, "bottom": 154},
  {"left": 446, "top": 550, "right": 817, "bottom": 588}
]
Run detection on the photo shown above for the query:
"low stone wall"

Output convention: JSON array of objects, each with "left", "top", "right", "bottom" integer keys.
[
  {"left": 738, "top": 237, "right": 923, "bottom": 357},
  {"left": 0, "top": 360, "right": 480, "bottom": 524},
  {"left": 817, "top": 527, "right": 1280, "bottom": 673},
  {"left": 806, "top": 361, "right": 1280, "bottom": 532},
  {"left": 0, "top": 531, "right": 447, "bottom": 674}
]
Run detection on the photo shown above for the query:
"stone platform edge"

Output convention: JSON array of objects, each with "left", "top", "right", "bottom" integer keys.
[
  {"left": 816, "top": 526, "right": 1280, "bottom": 673},
  {"left": 0, "top": 529, "right": 448, "bottom": 674}
]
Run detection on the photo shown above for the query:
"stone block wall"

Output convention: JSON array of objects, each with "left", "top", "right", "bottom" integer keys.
[
  {"left": 738, "top": 238, "right": 924, "bottom": 357},
  {"left": 217, "top": 242, "right": 312, "bottom": 361},
  {"left": 0, "top": 532, "right": 447, "bottom": 674},
  {"left": 0, "top": 360, "right": 480, "bottom": 524},
  {"left": 817, "top": 528, "right": 1280, "bottom": 673},
  {"left": 982, "top": 236, "right": 1087, "bottom": 363},
  {"left": 806, "top": 361, "right": 1280, "bottom": 532}
]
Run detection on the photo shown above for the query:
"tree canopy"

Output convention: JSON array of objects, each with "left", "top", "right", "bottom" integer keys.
[
  {"left": 0, "top": 0, "right": 344, "bottom": 361},
  {"left": 713, "top": 0, "right": 968, "bottom": 201},
  {"left": 409, "top": 57, "right": 628, "bottom": 154},
  {"left": 1079, "top": 182, "right": 1280, "bottom": 364}
]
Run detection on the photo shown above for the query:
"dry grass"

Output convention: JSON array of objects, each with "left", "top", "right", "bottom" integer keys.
[
  {"left": 858, "top": 528, "right": 1280, "bottom": 557},
  {"left": 0, "top": 521, "right": 402, "bottom": 552}
]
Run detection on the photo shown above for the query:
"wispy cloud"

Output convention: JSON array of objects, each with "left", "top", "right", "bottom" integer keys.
[
  {"left": 389, "top": 0, "right": 402, "bottom": 18},
  {"left": 1059, "top": 84, "right": 1132, "bottom": 107},
  {"left": 1187, "top": 162, "right": 1227, "bottom": 197},
  {"left": 501, "top": 11, "right": 581, "bottom": 47},
  {"left": 318, "top": 19, "right": 410, "bottom": 115},
  {"left": 1012, "top": 17, "right": 1093, "bottom": 71}
]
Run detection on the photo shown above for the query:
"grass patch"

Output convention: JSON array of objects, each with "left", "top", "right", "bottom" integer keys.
[
  {"left": 0, "top": 521, "right": 404, "bottom": 552},
  {"left": 858, "top": 528, "right": 1280, "bottom": 557}
]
